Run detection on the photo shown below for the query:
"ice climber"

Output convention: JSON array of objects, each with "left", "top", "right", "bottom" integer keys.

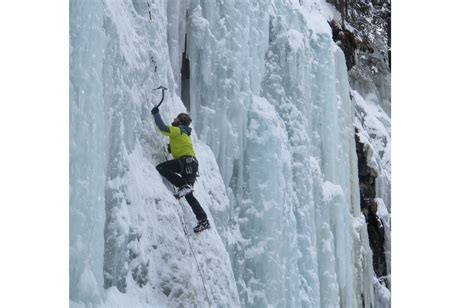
[{"left": 151, "top": 106, "right": 210, "bottom": 233}]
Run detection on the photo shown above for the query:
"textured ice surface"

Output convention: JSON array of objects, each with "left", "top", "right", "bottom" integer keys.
[
  {"left": 353, "top": 90, "right": 392, "bottom": 306},
  {"left": 70, "top": 0, "right": 390, "bottom": 307},
  {"left": 70, "top": 0, "right": 106, "bottom": 305}
]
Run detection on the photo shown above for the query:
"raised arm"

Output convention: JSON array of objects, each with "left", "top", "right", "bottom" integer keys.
[{"left": 151, "top": 107, "right": 170, "bottom": 133}]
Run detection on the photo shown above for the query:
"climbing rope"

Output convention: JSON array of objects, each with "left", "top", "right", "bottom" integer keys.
[
  {"left": 146, "top": 5, "right": 209, "bottom": 297},
  {"left": 159, "top": 142, "right": 211, "bottom": 306},
  {"left": 176, "top": 196, "right": 211, "bottom": 306}
]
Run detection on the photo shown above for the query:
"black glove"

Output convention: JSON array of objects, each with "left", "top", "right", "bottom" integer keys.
[{"left": 151, "top": 106, "right": 159, "bottom": 115}]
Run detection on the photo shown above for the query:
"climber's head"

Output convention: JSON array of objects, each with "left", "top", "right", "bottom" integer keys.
[{"left": 172, "top": 113, "right": 192, "bottom": 127}]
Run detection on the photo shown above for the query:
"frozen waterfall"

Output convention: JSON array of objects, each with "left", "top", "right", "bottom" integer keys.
[{"left": 70, "top": 0, "right": 390, "bottom": 307}]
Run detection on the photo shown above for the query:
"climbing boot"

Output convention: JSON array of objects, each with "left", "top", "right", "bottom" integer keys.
[{"left": 194, "top": 218, "right": 210, "bottom": 233}]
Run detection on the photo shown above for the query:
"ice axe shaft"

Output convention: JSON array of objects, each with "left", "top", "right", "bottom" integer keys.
[{"left": 153, "top": 86, "right": 168, "bottom": 108}]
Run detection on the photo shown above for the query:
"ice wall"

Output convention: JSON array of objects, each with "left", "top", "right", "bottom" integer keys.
[
  {"left": 71, "top": 0, "right": 239, "bottom": 307},
  {"left": 70, "top": 0, "right": 389, "bottom": 307},
  {"left": 353, "top": 90, "right": 391, "bottom": 306},
  {"left": 70, "top": 0, "right": 106, "bottom": 305},
  {"left": 184, "top": 0, "right": 377, "bottom": 307}
]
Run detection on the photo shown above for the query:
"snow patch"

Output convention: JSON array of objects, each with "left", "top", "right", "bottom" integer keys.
[{"left": 322, "top": 181, "right": 344, "bottom": 203}]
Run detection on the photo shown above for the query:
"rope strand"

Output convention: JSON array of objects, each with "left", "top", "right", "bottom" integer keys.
[
  {"left": 159, "top": 125, "right": 210, "bottom": 306},
  {"left": 176, "top": 198, "right": 211, "bottom": 306}
]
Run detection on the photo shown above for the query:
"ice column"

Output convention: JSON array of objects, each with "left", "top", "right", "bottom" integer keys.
[
  {"left": 186, "top": 1, "right": 270, "bottom": 188},
  {"left": 69, "top": 0, "right": 107, "bottom": 305}
]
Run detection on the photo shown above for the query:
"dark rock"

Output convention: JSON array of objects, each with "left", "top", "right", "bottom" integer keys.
[
  {"left": 355, "top": 133, "right": 388, "bottom": 286},
  {"left": 328, "top": 19, "right": 360, "bottom": 70}
]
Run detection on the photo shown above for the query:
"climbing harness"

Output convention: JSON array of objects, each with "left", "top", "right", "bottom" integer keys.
[
  {"left": 159, "top": 143, "right": 210, "bottom": 305},
  {"left": 178, "top": 156, "right": 199, "bottom": 184}
]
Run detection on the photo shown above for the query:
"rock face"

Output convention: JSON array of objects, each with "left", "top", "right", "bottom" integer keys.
[
  {"left": 329, "top": 19, "right": 362, "bottom": 70},
  {"left": 356, "top": 133, "right": 388, "bottom": 287},
  {"left": 329, "top": 0, "right": 391, "bottom": 296},
  {"left": 328, "top": 0, "right": 391, "bottom": 116}
]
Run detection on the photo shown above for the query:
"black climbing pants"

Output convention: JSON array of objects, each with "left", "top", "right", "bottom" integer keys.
[{"left": 156, "top": 158, "right": 207, "bottom": 221}]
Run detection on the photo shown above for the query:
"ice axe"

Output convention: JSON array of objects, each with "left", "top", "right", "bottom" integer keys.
[{"left": 153, "top": 86, "right": 168, "bottom": 108}]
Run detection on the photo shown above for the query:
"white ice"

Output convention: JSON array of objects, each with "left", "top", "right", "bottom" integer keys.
[{"left": 70, "top": 0, "right": 390, "bottom": 307}]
